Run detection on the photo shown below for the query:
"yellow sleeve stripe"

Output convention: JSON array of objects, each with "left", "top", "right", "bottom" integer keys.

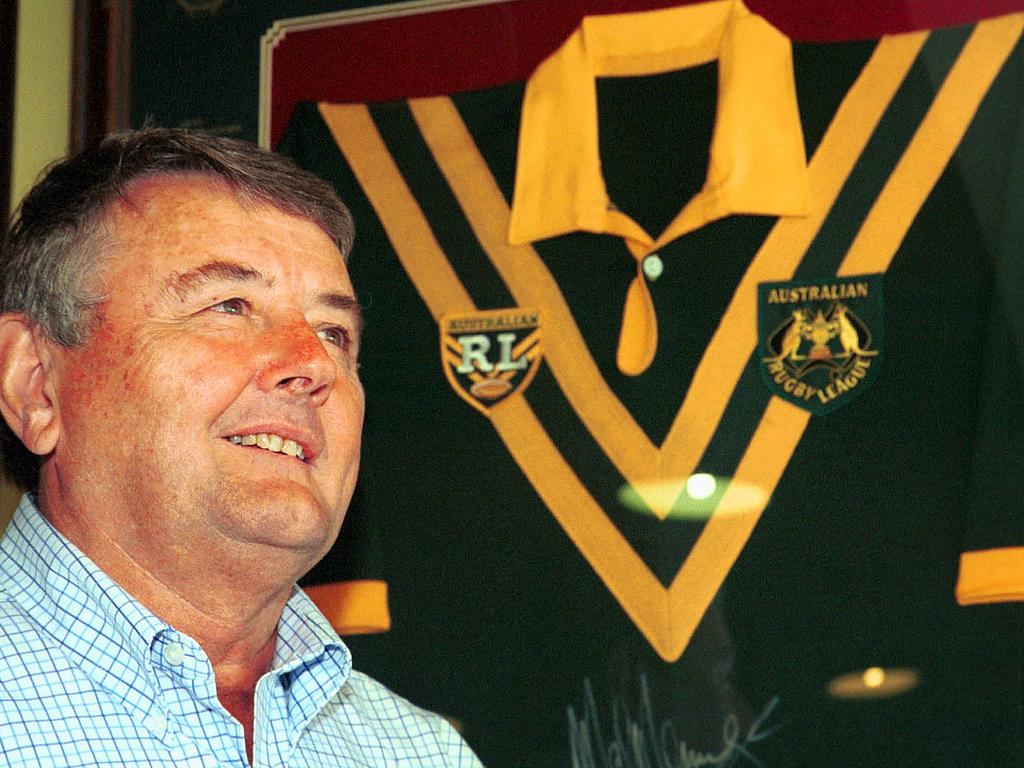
[
  {"left": 957, "top": 549, "right": 1024, "bottom": 605},
  {"left": 303, "top": 580, "right": 391, "bottom": 635}
]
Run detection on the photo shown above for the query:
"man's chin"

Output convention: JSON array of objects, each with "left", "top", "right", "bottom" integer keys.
[{"left": 209, "top": 483, "right": 342, "bottom": 557}]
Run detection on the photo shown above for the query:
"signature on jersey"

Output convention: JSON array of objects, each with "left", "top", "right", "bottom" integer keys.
[{"left": 567, "top": 675, "right": 780, "bottom": 768}]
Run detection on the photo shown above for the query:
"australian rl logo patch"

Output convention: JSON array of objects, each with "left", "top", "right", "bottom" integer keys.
[
  {"left": 441, "top": 308, "right": 543, "bottom": 414},
  {"left": 758, "top": 275, "right": 883, "bottom": 414}
]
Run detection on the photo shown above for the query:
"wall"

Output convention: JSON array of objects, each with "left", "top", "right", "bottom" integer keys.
[{"left": 1, "top": 0, "right": 73, "bottom": 526}]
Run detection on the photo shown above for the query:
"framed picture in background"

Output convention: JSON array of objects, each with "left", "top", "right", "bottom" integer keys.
[{"left": 18, "top": 4, "right": 1024, "bottom": 767}]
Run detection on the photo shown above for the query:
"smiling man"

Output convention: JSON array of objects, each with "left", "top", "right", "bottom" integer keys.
[{"left": 0, "top": 130, "right": 481, "bottom": 767}]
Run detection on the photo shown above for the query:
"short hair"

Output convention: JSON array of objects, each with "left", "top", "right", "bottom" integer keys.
[{"left": 0, "top": 127, "right": 355, "bottom": 491}]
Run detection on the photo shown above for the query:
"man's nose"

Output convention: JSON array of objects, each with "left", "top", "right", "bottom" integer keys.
[{"left": 256, "top": 320, "right": 337, "bottom": 406}]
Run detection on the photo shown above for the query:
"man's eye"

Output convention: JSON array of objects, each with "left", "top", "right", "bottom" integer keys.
[
  {"left": 211, "top": 298, "right": 250, "bottom": 315},
  {"left": 317, "top": 326, "right": 350, "bottom": 349}
]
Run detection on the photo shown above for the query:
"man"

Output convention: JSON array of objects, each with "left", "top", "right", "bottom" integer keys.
[{"left": 0, "top": 129, "right": 482, "bottom": 767}]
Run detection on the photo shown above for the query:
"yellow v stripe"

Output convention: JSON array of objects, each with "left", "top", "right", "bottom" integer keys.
[
  {"left": 841, "top": 15, "right": 1024, "bottom": 275},
  {"left": 320, "top": 104, "right": 477, "bottom": 318},
  {"left": 319, "top": 15, "right": 1021, "bottom": 661},
  {"left": 408, "top": 32, "right": 927, "bottom": 520}
]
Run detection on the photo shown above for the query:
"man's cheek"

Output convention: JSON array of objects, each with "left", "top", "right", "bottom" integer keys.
[
  {"left": 180, "top": 359, "right": 242, "bottom": 402},
  {"left": 57, "top": 355, "right": 120, "bottom": 418}
]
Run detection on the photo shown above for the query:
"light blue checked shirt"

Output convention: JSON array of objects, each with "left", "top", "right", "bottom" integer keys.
[{"left": 0, "top": 495, "right": 482, "bottom": 768}]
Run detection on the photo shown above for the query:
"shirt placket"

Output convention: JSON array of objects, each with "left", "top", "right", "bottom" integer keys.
[{"left": 151, "top": 631, "right": 248, "bottom": 768}]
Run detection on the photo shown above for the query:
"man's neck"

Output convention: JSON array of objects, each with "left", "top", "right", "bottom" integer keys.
[{"left": 208, "top": 631, "right": 280, "bottom": 766}]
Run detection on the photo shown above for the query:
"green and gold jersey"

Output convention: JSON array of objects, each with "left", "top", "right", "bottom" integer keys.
[{"left": 283, "top": 4, "right": 1024, "bottom": 765}]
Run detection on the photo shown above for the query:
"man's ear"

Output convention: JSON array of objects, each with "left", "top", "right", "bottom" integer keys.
[{"left": 0, "top": 314, "right": 60, "bottom": 456}]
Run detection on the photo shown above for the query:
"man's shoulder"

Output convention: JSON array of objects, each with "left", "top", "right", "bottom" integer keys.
[
  {"left": 0, "top": 587, "right": 47, "bottom": 656},
  {"left": 311, "top": 669, "right": 483, "bottom": 767},
  {"left": 334, "top": 669, "right": 452, "bottom": 731},
  {"left": 0, "top": 586, "right": 88, "bottom": 748},
  {"left": 0, "top": 588, "right": 71, "bottom": 690}
]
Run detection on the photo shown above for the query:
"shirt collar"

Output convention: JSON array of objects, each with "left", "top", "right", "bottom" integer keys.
[
  {"left": 273, "top": 587, "right": 354, "bottom": 742},
  {"left": 508, "top": 0, "right": 809, "bottom": 249},
  {"left": 276, "top": 587, "right": 351, "bottom": 674}
]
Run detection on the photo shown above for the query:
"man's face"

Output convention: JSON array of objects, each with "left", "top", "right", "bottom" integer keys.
[{"left": 42, "top": 176, "right": 364, "bottom": 582}]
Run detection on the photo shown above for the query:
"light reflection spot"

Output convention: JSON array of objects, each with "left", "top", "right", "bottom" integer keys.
[
  {"left": 686, "top": 473, "right": 717, "bottom": 500},
  {"left": 862, "top": 667, "right": 885, "bottom": 688}
]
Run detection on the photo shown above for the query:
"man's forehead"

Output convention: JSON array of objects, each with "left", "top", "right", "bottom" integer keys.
[
  {"left": 102, "top": 174, "right": 344, "bottom": 262},
  {"left": 84, "top": 179, "right": 352, "bottom": 314},
  {"left": 112, "top": 173, "right": 237, "bottom": 217},
  {"left": 106, "top": 173, "right": 335, "bottom": 246}
]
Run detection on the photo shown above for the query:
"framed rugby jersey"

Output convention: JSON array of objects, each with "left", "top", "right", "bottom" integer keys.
[{"left": 275, "top": 2, "right": 1024, "bottom": 765}]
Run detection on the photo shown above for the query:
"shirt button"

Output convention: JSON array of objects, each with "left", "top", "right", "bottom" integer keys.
[
  {"left": 642, "top": 253, "right": 664, "bottom": 281},
  {"left": 163, "top": 641, "right": 186, "bottom": 666},
  {"left": 144, "top": 712, "right": 168, "bottom": 735}
]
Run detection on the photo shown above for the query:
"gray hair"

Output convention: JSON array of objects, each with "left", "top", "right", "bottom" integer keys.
[{"left": 0, "top": 127, "right": 355, "bottom": 489}]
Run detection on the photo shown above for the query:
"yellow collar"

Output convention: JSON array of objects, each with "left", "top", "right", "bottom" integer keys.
[{"left": 508, "top": 0, "right": 809, "bottom": 251}]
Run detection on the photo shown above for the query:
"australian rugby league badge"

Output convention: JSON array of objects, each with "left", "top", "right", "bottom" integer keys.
[
  {"left": 758, "top": 275, "right": 883, "bottom": 414},
  {"left": 441, "top": 307, "right": 542, "bottom": 414}
]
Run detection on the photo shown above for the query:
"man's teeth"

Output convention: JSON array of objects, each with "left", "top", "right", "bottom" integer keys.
[{"left": 227, "top": 433, "right": 305, "bottom": 460}]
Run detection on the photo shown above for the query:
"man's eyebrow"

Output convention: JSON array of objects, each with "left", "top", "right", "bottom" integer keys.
[
  {"left": 318, "top": 292, "right": 365, "bottom": 332},
  {"left": 163, "top": 260, "right": 272, "bottom": 300}
]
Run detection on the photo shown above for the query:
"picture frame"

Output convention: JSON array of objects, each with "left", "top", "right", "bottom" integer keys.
[{"left": 70, "top": 0, "right": 133, "bottom": 154}]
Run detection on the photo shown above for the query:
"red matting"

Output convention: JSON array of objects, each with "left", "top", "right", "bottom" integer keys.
[{"left": 268, "top": 0, "right": 1024, "bottom": 147}]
